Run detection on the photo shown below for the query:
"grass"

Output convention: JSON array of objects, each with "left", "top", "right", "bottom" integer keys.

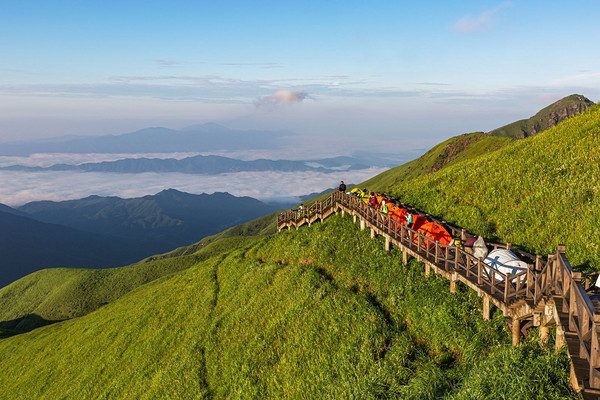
[
  {"left": 0, "top": 215, "right": 574, "bottom": 399},
  {"left": 0, "top": 235, "right": 259, "bottom": 333},
  {"left": 359, "top": 132, "right": 514, "bottom": 193},
  {"left": 389, "top": 104, "right": 600, "bottom": 269},
  {"left": 1, "top": 97, "right": 593, "bottom": 399}
]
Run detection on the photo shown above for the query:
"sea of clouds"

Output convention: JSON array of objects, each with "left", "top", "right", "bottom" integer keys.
[{"left": 0, "top": 167, "right": 388, "bottom": 207}]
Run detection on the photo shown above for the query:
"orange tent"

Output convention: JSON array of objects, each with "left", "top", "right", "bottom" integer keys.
[
  {"left": 416, "top": 221, "right": 453, "bottom": 246},
  {"left": 387, "top": 203, "right": 401, "bottom": 215},
  {"left": 411, "top": 214, "right": 427, "bottom": 232}
]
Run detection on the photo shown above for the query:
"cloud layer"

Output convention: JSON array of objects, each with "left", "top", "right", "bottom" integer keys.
[{"left": 0, "top": 167, "right": 388, "bottom": 207}]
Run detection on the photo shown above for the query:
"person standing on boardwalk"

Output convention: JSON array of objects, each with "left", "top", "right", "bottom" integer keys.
[
  {"left": 381, "top": 200, "right": 388, "bottom": 215},
  {"left": 338, "top": 181, "right": 346, "bottom": 192}
]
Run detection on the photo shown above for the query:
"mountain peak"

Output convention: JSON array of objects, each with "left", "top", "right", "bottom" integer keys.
[
  {"left": 181, "top": 122, "right": 230, "bottom": 132},
  {"left": 489, "top": 94, "right": 594, "bottom": 138}
]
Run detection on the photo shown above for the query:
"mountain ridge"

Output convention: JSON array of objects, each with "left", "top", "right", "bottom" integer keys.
[
  {"left": 0, "top": 123, "right": 294, "bottom": 156},
  {"left": 489, "top": 94, "right": 594, "bottom": 138},
  {"left": 359, "top": 94, "right": 593, "bottom": 191},
  {"left": 0, "top": 190, "right": 291, "bottom": 288},
  {"left": 0, "top": 154, "right": 375, "bottom": 174}
]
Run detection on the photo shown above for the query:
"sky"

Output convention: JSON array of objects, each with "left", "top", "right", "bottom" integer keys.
[{"left": 1, "top": 0, "right": 600, "bottom": 150}]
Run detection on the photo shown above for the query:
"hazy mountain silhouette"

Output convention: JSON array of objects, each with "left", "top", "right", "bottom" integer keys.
[
  {"left": 0, "top": 123, "right": 294, "bottom": 156},
  {"left": 18, "top": 189, "right": 290, "bottom": 252},
  {"left": 1, "top": 190, "right": 292, "bottom": 288},
  {"left": 1, "top": 155, "right": 374, "bottom": 174}
]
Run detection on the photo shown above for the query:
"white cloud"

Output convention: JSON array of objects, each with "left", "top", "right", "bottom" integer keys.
[
  {"left": 0, "top": 168, "right": 388, "bottom": 207},
  {"left": 255, "top": 90, "right": 308, "bottom": 108},
  {"left": 453, "top": 2, "right": 512, "bottom": 33}
]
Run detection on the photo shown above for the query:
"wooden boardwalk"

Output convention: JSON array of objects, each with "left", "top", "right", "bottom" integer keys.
[{"left": 277, "top": 191, "right": 600, "bottom": 399}]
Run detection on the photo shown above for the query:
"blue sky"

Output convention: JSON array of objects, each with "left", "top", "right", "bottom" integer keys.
[{"left": 1, "top": 0, "right": 599, "bottom": 151}]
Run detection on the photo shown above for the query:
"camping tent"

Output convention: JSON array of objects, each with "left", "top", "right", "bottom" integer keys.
[
  {"left": 416, "top": 222, "right": 453, "bottom": 246},
  {"left": 411, "top": 214, "right": 427, "bottom": 232},
  {"left": 483, "top": 249, "right": 529, "bottom": 281}
]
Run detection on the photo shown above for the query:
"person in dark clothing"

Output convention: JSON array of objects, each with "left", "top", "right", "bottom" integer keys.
[{"left": 338, "top": 181, "right": 346, "bottom": 192}]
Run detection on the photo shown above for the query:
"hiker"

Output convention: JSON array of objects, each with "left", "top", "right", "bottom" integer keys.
[
  {"left": 405, "top": 211, "right": 413, "bottom": 229},
  {"left": 296, "top": 204, "right": 304, "bottom": 217},
  {"left": 369, "top": 192, "right": 377, "bottom": 208},
  {"left": 338, "top": 181, "right": 346, "bottom": 192},
  {"left": 381, "top": 200, "right": 388, "bottom": 215}
]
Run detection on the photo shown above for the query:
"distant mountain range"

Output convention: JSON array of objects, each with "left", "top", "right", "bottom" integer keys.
[
  {"left": 0, "top": 210, "right": 144, "bottom": 288},
  {"left": 0, "top": 155, "right": 378, "bottom": 174},
  {"left": 0, "top": 123, "right": 294, "bottom": 156},
  {"left": 0, "top": 189, "right": 294, "bottom": 288}
]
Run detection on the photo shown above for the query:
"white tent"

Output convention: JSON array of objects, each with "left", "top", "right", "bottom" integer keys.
[{"left": 484, "top": 249, "right": 529, "bottom": 281}]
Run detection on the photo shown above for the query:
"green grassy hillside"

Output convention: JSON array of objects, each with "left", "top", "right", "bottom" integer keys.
[
  {"left": 360, "top": 132, "right": 514, "bottom": 192},
  {"left": 0, "top": 216, "right": 573, "bottom": 399},
  {"left": 390, "top": 103, "right": 600, "bottom": 269},
  {"left": 0, "top": 236, "right": 259, "bottom": 334},
  {"left": 360, "top": 94, "right": 593, "bottom": 193},
  {"left": 2, "top": 98, "right": 596, "bottom": 399}
]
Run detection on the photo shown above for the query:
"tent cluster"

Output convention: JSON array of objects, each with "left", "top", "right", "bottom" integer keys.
[
  {"left": 349, "top": 188, "right": 453, "bottom": 246},
  {"left": 348, "top": 188, "right": 531, "bottom": 281}
]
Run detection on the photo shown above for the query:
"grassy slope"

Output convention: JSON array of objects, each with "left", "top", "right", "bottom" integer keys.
[
  {"left": 490, "top": 94, "right": 594, "bottom": 138},
  {"left": 0, "top": 216, "right": 573, "bottom": 399},
  {"left": 390, "top": 104, "right": 600, "bottom": 268},
  {"left": 1, "top": 99, "right": 594, "bottom": 398},
  {"left": 359, "top": 133, "right": 514, "bottom": 192},
  {"left": 0, "top": 236, "right": 259, "bottom": 333}
]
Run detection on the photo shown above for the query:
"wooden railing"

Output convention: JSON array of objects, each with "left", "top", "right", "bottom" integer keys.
[{"left": 277, "top": 191, "right": 600, "bottom": 394}]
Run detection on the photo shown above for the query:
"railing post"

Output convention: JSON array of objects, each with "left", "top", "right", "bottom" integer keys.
[
  {"left": 570, "top": 271, "right": 581, "bottom": 332},
  {"left": 478, "top": 258, "right": 483, "bottom": 286},
  {"left": 590, "top": 315, "right": 600, "bottom": 388},
  {"left": 526, "top": 267, "right": 533, "bottom": 299},
  {"left": 504, "top": 272, "right": 512, "bottom": 303},
  {"left": 454, "top": 247, "right": 460, "bottom": 271}
]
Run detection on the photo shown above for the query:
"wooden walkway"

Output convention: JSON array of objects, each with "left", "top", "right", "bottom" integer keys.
[{"left": 277, "top": 191, "right": 600, "bottom": 399}]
